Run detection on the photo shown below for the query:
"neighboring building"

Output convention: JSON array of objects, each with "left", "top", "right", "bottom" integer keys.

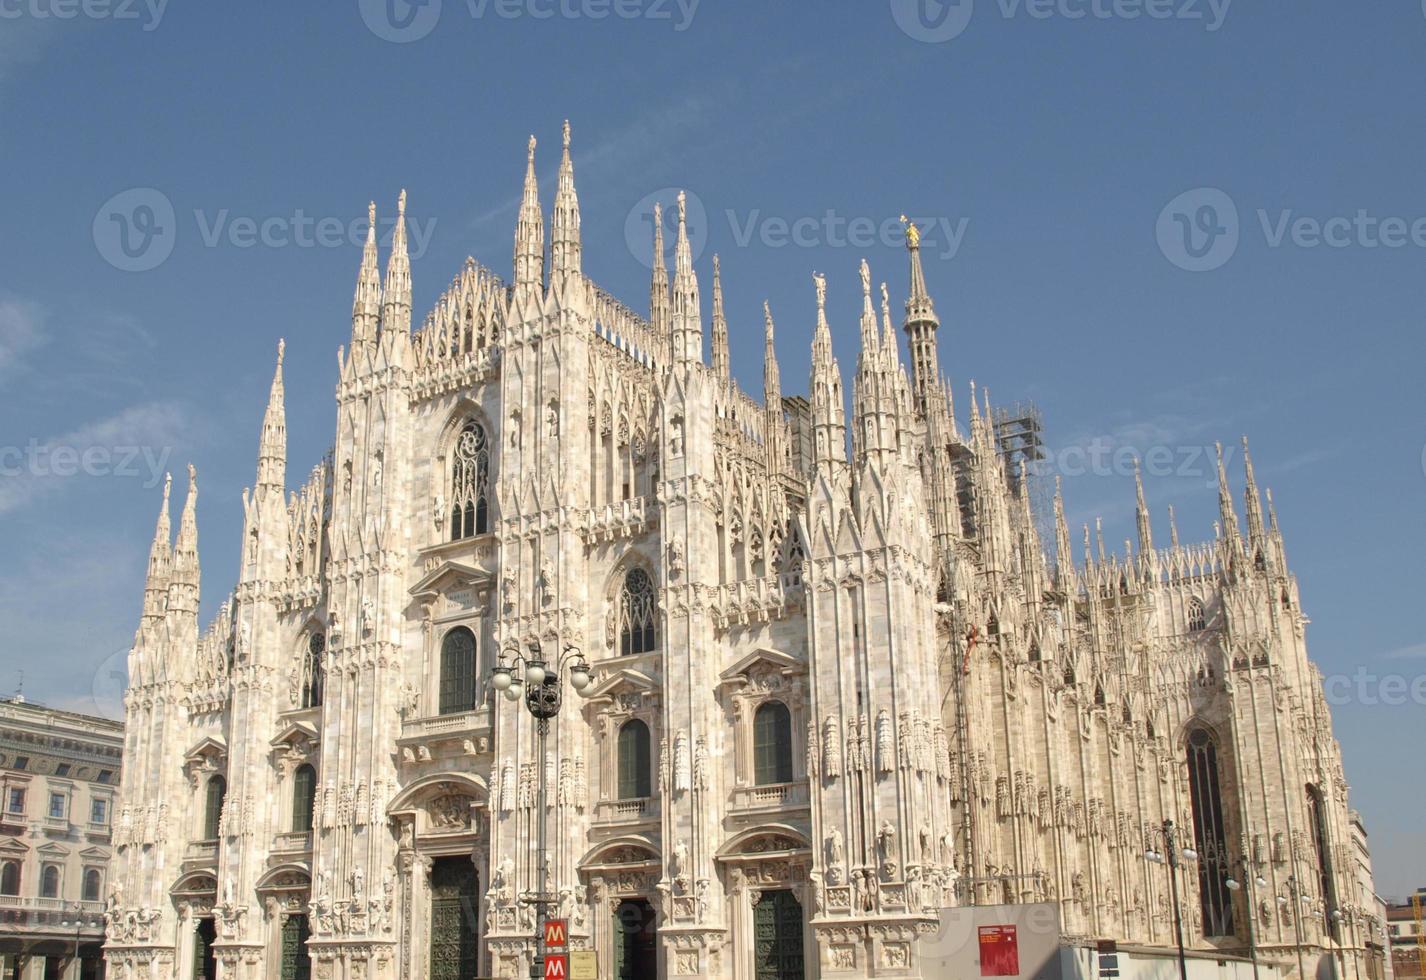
[
  {"left": 0, "top": 695, "right": 123, "bottom": 980},
  {"left": 1347, "top": 813, "right": 1391, "bottom": 980},
  {"left": 105, "top": 124, "right": 1378, "bottom": 980},
  {"left": 1387, "top": 890, "right": 1426, "bottom": 980}
]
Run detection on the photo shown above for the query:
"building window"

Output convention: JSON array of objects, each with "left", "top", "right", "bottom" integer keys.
[
  {"left": 6, "top": 788, "right": 24, "bottom": 814},
  {"left": 617, "top": 719, "right": 652, "bottom": 799},
  {"left": 82, "top": 868, "right": 102, "bottom": 903},
  {"left": 438, "top": 627, "right": 478, "bottom": 715},
  {"left": 48, "top": 792, "right": 66, "bottom": 819},
  {"left": 203, "top": 775, "right": 227, "bottom": 840},
  {"left": 13, "top": 756, "right": 28, "bottom": 771},
  {"left": 1187, "top": 597, "right": 1207, "bottom": 632},
  {"left": 301, "top": 633, "right": 325, "bottom": 709},
  {"left": 449, "top": 420, "right": 491, "bottom": 540},
  {"left": 55, "top": 764, "right": 70, "bottom": 777},
  {"left": 40, "top": 864, "right": 60, "bottom": 899},
  {"left": 753, "top": 700, "right": 794, "bottom": 785},
  {"left": 292, "top": 764, "right": 317, "bottom": 834},
  {"left": 1186, "top": 727, "right": 1234, "bottom": 936},
  {"left": 90, "top": 798, "right": 108, "bottom": 824},
  {"left": 0, "top": 861, "right": 19, "bottom": 896},
  {"left": 618, "top": 568, "right": 657, "bottom": 656},
  {"left": 1308, "top": 784, "right": 1339, "bottom": 939},
  {"left": 96, "top": 770, "right": 112, "bottom": 785}
]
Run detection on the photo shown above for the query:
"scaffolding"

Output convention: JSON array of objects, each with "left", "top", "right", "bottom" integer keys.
[{"left": 992, "top": 402, "right": 1053, "bottom": 547}]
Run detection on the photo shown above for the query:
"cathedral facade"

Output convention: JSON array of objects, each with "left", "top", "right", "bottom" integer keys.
[{"left": 105, "top": 124, "right": 1377, "bottom": 980}]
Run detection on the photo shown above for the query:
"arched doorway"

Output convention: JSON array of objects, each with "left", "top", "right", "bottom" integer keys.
[
  {"left": 192, "top": 917, "right": 217, "bottom": 980},
  {"left": 428, "top": 857, "right": 479, "bottom": 980},
  {"left": 752, "top": 890, "right": 805, "bottom": 980},
  {"left": 613, "top": 898, "right": 657, "bottom": 979}
]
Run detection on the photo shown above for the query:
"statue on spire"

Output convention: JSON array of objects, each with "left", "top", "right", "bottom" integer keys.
[{"left": 900, "top": 214, "right": 921, "bottom": 249}]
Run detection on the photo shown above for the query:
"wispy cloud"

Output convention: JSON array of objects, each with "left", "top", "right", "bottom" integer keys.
[
  {"left": 0, "top": 401, "right": 196, "bottom": 515},
  {"left": 1380, "top": 642, "right": 1426, "bottom": 662},
  {"left": 0, "top": 295, "right": 46, "bottom": 376}
]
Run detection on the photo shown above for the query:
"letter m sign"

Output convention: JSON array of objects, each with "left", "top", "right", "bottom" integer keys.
[
  {"left": 544, "top": 919, "right": 568, "bottom": 948},
  {"left": 544, "top": 953, "right": 569, "bottom": 979}
]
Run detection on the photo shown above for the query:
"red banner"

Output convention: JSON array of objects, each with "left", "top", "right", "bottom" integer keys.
[
  {"left": 544, "top": 919, "right": 568, "bottom": 948},
  {"left": 978, "top": 924, "right": 1020, "bottom": 977}
]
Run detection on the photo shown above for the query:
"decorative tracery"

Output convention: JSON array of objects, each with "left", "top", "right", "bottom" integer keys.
[
  {"left": 299, "top": 632, "right": 324, "bottom": 709},
  {"left": 618, "top": 568, "right": 657, "bottom": 656},
  {"left": 449, "top": 420, "right": 490, "bottom": 540}
]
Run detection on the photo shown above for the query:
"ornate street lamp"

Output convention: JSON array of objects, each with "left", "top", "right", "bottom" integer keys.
[
  {"left": 1145, "top": 818, "right": 1198, "bottom": 980},
  {"left": 1225, "top": 859, "right": 1268, "bottom": 980},
  {"left": 1278, "top": 875, "right": 1313, "bottom": 980},
  {"left": 490, "top": 640, "right": 592, "bottom": 977}
]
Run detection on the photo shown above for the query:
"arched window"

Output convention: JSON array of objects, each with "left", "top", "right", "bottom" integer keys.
[
  {"left": 203, "top": 774, "right": 227, "bottom": 840},
  {"left": 300, "top": 632, "right": 325, "bottom": 709},
  {"left": 1187, "top": 597, "right": 1207, "bottom": 632},
  {"left": 438, "top": 627, "right": 478, "bottom": 715},
  {"left": 1307, "top": 784, "right": 1338, "bottom": 938},
  {"left": 0, "top": 861, "right": 19, "bottom": 896},
  {"left": 292, "top": 764, "right": 317, "bottom": 834},
  {"left": 40, "top": 864, "right": 59, "bottom": 899},
  {"left": 1186, "top": 727, "right": 1234, "bottom": 936},
  {"left": 449, "top": 420, "right": 491, "bottom": 540},
  {"left": 616, "top": 719, "right": 652, "bottom": 799},
  {"left": 618, "top": 568, "right": 657, "bottom": 656},
  {"left": 82, "top": 868, "right": 102, "bottom": 903},
  {"left": 753, "top": 701, "right": 794, "bottom": 785}
]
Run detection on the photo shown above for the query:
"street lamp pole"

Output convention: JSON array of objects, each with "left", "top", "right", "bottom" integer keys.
[
  {"left": 1226, "top": 858, "right": 1267, "bottom": 980},
  {"left": 1280, "top": 875, "right": 1310, "bottom": 980},
  {"left": 491, "top": 641, "right": 593, "bottom": 979},
  {"left": 1146, "top": 818, "right": 1197, "bottom": 980}
]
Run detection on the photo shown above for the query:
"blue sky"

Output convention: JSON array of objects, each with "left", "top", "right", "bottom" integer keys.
[{"left": 0, "top": 1, "right": 1422, "bottom": 895}]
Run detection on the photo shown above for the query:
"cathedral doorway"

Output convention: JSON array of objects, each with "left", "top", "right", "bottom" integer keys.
[
  {"left": 192, "top": 917, "right": 217, "bottom": 980},
  {"left": 752, "top": 889, "right": 805, "bottom": 980},
  {"left": 279, "top": 913, "right": 312, "bottom": 980},
  {"left": 612, "top": 898, "right": 657, "bottom": 979},
  {"left": 428, "top": 856, "right": 480, "bottom": 980}
]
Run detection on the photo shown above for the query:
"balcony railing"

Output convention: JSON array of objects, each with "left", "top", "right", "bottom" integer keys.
[
  {"left": 184, "top": 840, "right": 219, "bottom": 865},
  {"left": 272, "top": 831, "right": 313, "bottom": 855},
  {"left": 0, "top": 896, "right": 106, "bottom": 914},
  {"left": 400, "top": 707, "right": 492, "bottom": 742},
  {"left": 594, "top": 797, "right": 656, "bottom": 824},
  {"left": 731, "top": 780, "right": 808, "bottom": 812}
]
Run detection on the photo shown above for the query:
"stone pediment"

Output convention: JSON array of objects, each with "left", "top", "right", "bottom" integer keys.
[
  {"left": 78, "top": 845, "right": 110, "bottom": 860},
  {"left": 408, "top": 560, "right": 491, "bottom": 601},
  {"left": 183, "top": 736, "right": 228, "bottom": 788},
  {"left": 718, "top": 647, "right": 806, "bottom": 691},
  {"left": 582, "top": 667, "right": 659, "bottom": 704},
  {"left": 269, "top": 720, "right": 319, "bottom": 751},
  {"left": 35, "top": 841, "right": 69, "bottom": 858},
  {"left": 0, "top": 837, "right": 29, "bottom": 856}
]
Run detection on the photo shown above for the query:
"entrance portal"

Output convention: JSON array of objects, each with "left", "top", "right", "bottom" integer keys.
[
  {"left": 752, "top": 889, "right": 804, "bottom": 980},
  {"left": 613, "top": 898, "right": 657, "bottom": 979},
  {"left": 192, "top": 918, "right": 217, "bottom": 980},
  {"left": 428, "top": 857, "right": 480, "bottom": 980}
]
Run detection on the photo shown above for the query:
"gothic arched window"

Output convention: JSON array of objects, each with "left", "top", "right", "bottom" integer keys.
[
  {"left": 1307, "top": 784, "right": 1338, "bottom": 937},
  {"left": 1186, "top": 727, "right": 1234, "bottom": 936},
  {"left": 82, "top": 868, "right": 102, "bottom": 903},
  {"left": 203, "top": 774, "right": 226, "bottom": 840},
  {"left": 292, "top": 764, "right": 317, "bottom": 834},
  {"left": 438, "top": 627, "right": 478, "bottom": 715},
  {"left": 0, "top": 861, "right": 17, "bottom": 896},
  {"left": 1187, "top": 597, "right": 1207, "bottom": 632},
  {"left": 300, "top": 632, "right": 325, "bottom": 709},
  {"left": 617, "top": 719, "right": 652, "bottom": 799},
  {"left": 450, "top": 420, "right": 491, "bottom": 540},
  {"left": 618, "top": 568, "right": 657, "bottom": 656},
  {"left": 753, "top": 700, "right": 794, "bottom": 785},
  {"left": 40, "top": 864, "right": 59, "bottom": 899}
]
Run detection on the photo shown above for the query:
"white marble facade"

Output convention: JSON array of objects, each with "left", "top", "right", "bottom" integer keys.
[{"left": 105, "top": 124, "right": 1377, "bottom": 980}]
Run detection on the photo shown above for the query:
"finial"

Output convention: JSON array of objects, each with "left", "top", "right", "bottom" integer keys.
[
  {"left": 713, "top": 253, "right": 720, "bottom": 276},
  {"left": 859, "top": 258, "right": 871, "bottom": 298},
  {"left": 900, "top": 214, "right": 920, "bottom": 249},
  {"left": 528, "top": 135, "right": 537, "bottom": 160},
  {"left": 562, "top": 119, "right": 571, "bottom": 148},
  {"left": 880, "top": 282, "right": 891, "bottom": 320},
  {"left": 163, "top": 471, "right": 172, "bottom": 502},
  {"left": 368, "top": 201, "right": 376, "bottom": 227},
  {"left": 276, "top": 338, "right": 286, "bottom": 366},
  {"left": 813, "top": 272, "right": 827, "bottom": 313},
  {"left": 677, "top": 190, "right": 687, "bottom": 224},
  {"left": 187, "top": 462, "right": 197, "bottom": 488},
  {"left": 398, "top": 189, "right": 407, "bottom": 216},
  {"left": 764, "top": 300, "right": 775, "bottom": 337}
]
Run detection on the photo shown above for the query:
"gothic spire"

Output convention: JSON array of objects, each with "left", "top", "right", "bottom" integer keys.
[
  {"left": 1242, "top": 435, "right": 1266, "bottom": 541},
  {"left": 351, "top": 201, "right": 382, "bottom": 349},
  {"left": 670, "top": 191, "right": 702, "bottom": 366},
  {"left": 1215, "top": 442, "right": 1241, "bottom": 544},
  {"left": 811, "top": 272, "right": 846, "bottom": 465},
  {"left": 901, "top": 215, "right": 941, "bottom": 406},
  {"left": 763, "top": 300, "right": 781, "bottom": 407},
  {"left": 650, "top": 202, "right": 670, "bottom": 344},
  {"left": 857, "top": 258, "right": 880, "bottom": 361},
  {"left": 256, "top": 339, "right": 286, "bottom": 491},
  {"left": 551, "top": 120, "right": 582, "bottom": 280},
  {"left": 1168, "top": 504, "right": 1180, "bottom": 549},
  {"left": 1054, "top": 477, "right": 1075, "bottom": 589},
  {"left": 880, "top": 282, "right": 900, "bottom": 365},
  {"left": 168, "top": 464, "right": 200, "bottom": 615},
  {"left": 1134, "top": 459, "right": 1152, "bottom": 554},
  {"left": 144, "top": 472, "right": 172, "bottom": 598},
  {"left": 513, "top": 135, "right": 545, "bottom": 293},
  {"left": 380, "top": 190, "right": 412, "bottom": 336},
  {"left": 711, "top": 254, "right": 730, "bottom": 381}
]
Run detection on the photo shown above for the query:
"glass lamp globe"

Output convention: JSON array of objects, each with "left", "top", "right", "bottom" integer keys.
[
  {"left": 570, "top": 666, "right": 592, "bottom": 691},
  {"left": 1181, "top": 847, "right": 1198, "bottom": 861},
  {"left": 491, "top": 668, "right": 512, "bottom": 691},
  {"left": 503, "top": 682, "right": 522, "bottom": 702},
  {"left": 525, "top": 663, "right": 547, "bottom": 685}
]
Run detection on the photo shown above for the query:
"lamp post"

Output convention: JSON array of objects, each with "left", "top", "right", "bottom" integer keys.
[
  {"left": 1225, "top": 859, "right": 1268, "bottom": 980},
  {"left": 1146, "top": 818, "right": 1198, "bottom": 980},
  {"left": 1279, "top": 875, "right": 1312, "bottom": 980},
  {"left": 490, "top": 640, "right": 593, "bottom": 979},
  {"left": 58, "top": 903, "right": 93, "bottom": 980}
]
